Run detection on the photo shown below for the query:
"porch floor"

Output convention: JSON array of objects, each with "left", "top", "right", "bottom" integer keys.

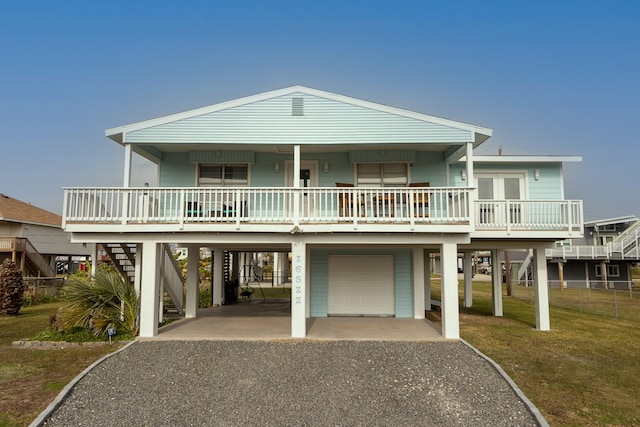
[{"left": 144, "top": 299, "right": 445, "bottom": 341}]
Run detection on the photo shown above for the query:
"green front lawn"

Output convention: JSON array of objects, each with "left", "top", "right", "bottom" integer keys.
[{"left": 0, "top": 304, "right": 123, "bottom": 426}]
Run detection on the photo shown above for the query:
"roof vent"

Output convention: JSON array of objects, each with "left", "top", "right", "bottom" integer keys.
[{"left": 292, "top": 97, "right": 304, "bottom": 116}]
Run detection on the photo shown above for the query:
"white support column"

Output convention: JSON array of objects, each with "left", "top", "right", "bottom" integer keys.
[
  {"left": 213, "top": 248, "right": 223, "bottom": 306},
  {"left": 293, "top": 145, "right": 301, "bottom": 227},
  {"left": 424, "top": 250, "right": 431, "bottom": 311},
  {"left": 584, "top": 262, "right": 590, "bottom": 289},
  {"left": 185, "top": 244, "right": 200, "bottom": 318},
  {"left": 533, "top": 247, "right": 550, "bottom": 331},
  {"left": 139, "top": 242, "right": 160, "bottom": 337},
  {"left": 134, "top": 243, "right": 142, "bottom": 296},
  {"left": 305, "top": 245, "right": 311, "bottom": 318},
  {"left": 123, "top": 143, "right": 132, "bottom": 187},
  {"left": 491, "top": 249, "right": 503, "bottom": 317},
  {"left": 463, "top": 251, "right": 473, "bottom": 308},
  {"left": 413, "top": 247, "right": 425, "bottom": 319},
  {"left": 440, "top": 242, "right": 460, "bottom": 339},
  {"left": 465, "top": 142, "right": 475, "bottom": 226},
  {"left": 291, "top": 239, "right": 307, "bottom": 338},
  {"left": 158, "top": 247, "right": 164, "bottom": 324},
  {"left": 90, "top": 244, "right": 98, "bottom": 278}
]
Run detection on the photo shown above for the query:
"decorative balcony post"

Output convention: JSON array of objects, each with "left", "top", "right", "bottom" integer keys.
[
  {"left": 465, "top": 142, "right": 475, "bottom": 227},
  {"left": 292, "top": 145, "right": 301, "bottom": 227}
]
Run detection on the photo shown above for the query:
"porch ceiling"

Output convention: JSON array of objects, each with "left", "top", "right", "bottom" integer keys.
[{"left": 133, "top": 142, "right": 462, "bottom": 160}]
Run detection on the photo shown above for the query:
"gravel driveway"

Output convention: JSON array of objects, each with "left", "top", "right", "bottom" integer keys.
[{"left": 43, "top": 341, "right": 540, "bottom": 426}]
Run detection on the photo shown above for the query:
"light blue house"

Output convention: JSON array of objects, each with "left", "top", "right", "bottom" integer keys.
[{"left": 62, "top": 86, "right": 583, "bottom": 339}]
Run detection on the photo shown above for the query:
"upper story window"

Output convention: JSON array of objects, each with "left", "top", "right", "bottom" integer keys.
[
  {"left": 198, "top": 164, "right": 248, "bottom": 187},
  {"left": 356, "top": 163, "right": 408, "bottom": 187}
]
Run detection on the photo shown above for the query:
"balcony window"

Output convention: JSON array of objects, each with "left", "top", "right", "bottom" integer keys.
[
  {"left": 198, "top": 164, "right": 248, "bottom": 187},
  {"left": 356, "top": 163, "right": 408, "bottom": 187}
]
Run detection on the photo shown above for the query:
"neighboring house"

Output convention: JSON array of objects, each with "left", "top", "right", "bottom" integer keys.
[
  {"left": 546, "top": 215, "right": 639, "bottom": 289},
  {"left": 61, "top": 85, "right": 584, "bottom": 339},
  {"left": 0, "top": 193, "right": 90, "bottom": 277}
]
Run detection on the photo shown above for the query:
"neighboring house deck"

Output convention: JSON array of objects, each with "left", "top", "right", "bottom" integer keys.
[
  {"left": 0, "top": 193, "right": 90, "bottom": 277},
  {"left": 546, "top": 215, "right": 639, "bottom": 289},
  {"left": 62, "top": 85, "right": 584, "bottom": 339}
]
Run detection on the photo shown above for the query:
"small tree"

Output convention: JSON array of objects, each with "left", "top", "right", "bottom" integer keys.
[
  {"left": 59, "top": 267, "right": 140, "bottom": 336},
  {"left": 0, "top": 259, "right": 26, "bottom": 315}
]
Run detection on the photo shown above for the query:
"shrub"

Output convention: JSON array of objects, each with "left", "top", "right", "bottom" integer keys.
[
  {"left": 1, "top": 259, "right": 26, "bottom": 315},
  {"left": 58, "top": 268, "right": 140, "bottom": 336}
]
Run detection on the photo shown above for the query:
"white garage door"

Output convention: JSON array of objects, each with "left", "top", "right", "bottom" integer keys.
[{"left": 328, "top": 254, "right": 395, "bottom": 316}]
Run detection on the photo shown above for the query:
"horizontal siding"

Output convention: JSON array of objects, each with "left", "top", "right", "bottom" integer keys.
[
  {"left": 473, "top": 163, "right": 564, "bottom": 200},
  {"left": 159, "top": 153, "right": 196, "bottom": 187},
  {"left": 188, "top": 151, "right": 255, "bottom": 163},
  {"left": 527, "top": 164, "right": 563, "bottom": 199},
  {"left": 310, "top": 250, "right": 328, "bottom": 316},
  {"left": 126, "top": 93, "right": 473, "bottom": 145},
  {"left": 349, "top": 150, "right": 416, "bottom": 163},
  {"left": 394, "top": 250, "right": 413, "bottom": 318}
]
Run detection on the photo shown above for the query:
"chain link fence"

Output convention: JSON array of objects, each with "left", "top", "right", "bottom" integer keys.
[{"left": 512, "top": 280, "right": 640, "bottom": 322}]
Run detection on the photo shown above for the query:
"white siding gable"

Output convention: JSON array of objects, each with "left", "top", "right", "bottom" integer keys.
[{"left": 125, "top": 92, "right": 474, "bottom": 146}]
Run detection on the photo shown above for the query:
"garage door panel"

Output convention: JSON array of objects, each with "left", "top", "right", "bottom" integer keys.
[{"left": 328, "top": 254, "right": 395, "bottom": 316}]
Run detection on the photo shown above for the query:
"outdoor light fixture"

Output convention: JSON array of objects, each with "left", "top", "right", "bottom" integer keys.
[
  {"left": 323, "top": 161, "right": 329, "bottom": 173},
  {"left": 274, "top": 162, "right": 280, "bottom": 173},
  {"left": 461, "top": 169, "right": 467, "bottom": 181},
  {"left": 534, "top": 169, "right": 540, "bottom": 180}
]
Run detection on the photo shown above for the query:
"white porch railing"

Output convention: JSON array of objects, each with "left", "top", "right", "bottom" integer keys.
[
  {"left": 475, "top": 199, "right": 583, "bottom": 233},
  {"left": 62, "top": 187, "right": 582, "bottom": 234},
  {"left": 63, "top": 186, "right": 471, "bottom": 227}
]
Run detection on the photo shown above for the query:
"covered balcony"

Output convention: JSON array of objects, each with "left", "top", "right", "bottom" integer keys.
[{"left": 63, "top": 187, "right": 583, "bottom": 237}]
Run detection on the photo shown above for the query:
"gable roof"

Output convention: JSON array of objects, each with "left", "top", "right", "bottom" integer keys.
[
  {"left": 0, "top": 193, "right": 61, "bottom": 227},
  {"left": 105, "top": 86, "right": 493, "bottom": 152}
]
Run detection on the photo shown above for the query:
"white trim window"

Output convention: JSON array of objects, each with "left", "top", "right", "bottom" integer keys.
[
  {"left": 198, "top": 164, "right": 248, "bottom": 187},
  {"left": 356, "top": 163, "right": 408, "bottom": 187}
]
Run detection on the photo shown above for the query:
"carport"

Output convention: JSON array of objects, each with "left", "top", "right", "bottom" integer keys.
[{"left": 145, "top": 299, "right": 445, "bottom": 341}]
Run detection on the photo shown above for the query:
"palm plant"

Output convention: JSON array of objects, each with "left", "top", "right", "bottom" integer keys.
[{"left": 59, "top": 267, "right": 140, "bottom": 337}]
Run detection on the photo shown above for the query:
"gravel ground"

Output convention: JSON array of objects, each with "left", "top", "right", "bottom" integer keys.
[{"left": 43, "top": 341, "right": 539, "bottom": 427}]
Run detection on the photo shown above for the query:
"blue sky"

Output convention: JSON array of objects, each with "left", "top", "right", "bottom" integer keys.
[{"left": 1, "top": 0, "right": 638, "bottom": 220}]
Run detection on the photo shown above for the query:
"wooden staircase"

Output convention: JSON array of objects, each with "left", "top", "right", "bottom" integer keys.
[
  {"left": 102, "top": 243, "right": 184, "bottom": 315},
  {"left": 0, "top": 237, "right": 55, "bottom": 277}
]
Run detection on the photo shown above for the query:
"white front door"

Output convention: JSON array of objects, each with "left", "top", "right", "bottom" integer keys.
[{"left": 286, "top": 161, "right": 318, "bottom": 218}]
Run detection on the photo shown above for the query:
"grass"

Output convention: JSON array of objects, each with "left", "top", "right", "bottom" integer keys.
[
  {"left": 0, "top": 303, "right": 124, "bottom": 426},
  {"left": 249, "top": 285, "right": 291, "bottom": 299},
  {"left": 432, "top": 280, "right": 640, "bottom": 426}
]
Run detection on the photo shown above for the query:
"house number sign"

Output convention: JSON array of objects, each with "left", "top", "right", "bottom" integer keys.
[{"left": 294, "top": 255, "right": 302, "bottom": 305}]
